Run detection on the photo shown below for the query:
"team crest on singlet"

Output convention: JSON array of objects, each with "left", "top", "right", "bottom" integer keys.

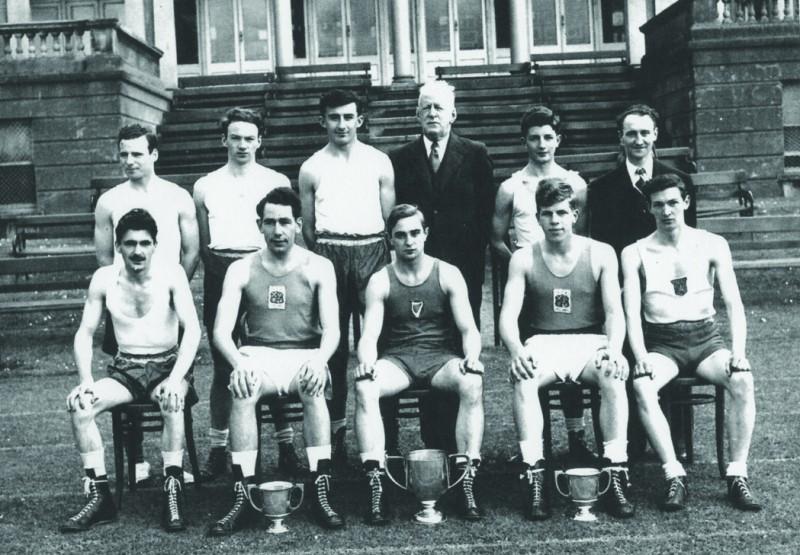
[
  {"left": 553, "top": 288, "right": 572, "bottom": 313},
  {"left": 671, "top": 276, "right": 688, "bottom": 296},
  {"left": 410, "top": 300, "right": 424, "bottom": 318},
  {"left": 268, "top": 285, "right": 287, "bottom": 310}
]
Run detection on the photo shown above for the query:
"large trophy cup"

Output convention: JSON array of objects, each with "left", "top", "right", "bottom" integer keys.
[
  {"left": 249, "top": 480, "right": 304, "bottom": 533},
  {"left": 554, "top": 467, "right": 610, "bottom": 522},
  {"left": 385, "top": 449, "right": 469, "bottom": 524}
]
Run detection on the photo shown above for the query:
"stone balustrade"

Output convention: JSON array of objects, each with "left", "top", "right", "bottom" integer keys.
[{"left": 715, "top": 0, "right": 800, "bottom": 22}]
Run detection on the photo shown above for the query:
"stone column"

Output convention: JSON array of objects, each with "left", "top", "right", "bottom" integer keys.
[
  {"left": 391, "top": 0, "right": 414, "bottom": 82},
  {"left": 124, "top": 0, "right": 147, "bottom": 39},
  {"left": 154, "top": 0, "right": 178, "bottom": 87},
  {"left": 509, "top": 0, "right": 528, "bottom": 64},
  {"left": 273, "top": 0, "right": 294, "bottom": 68},
  {"left": 415, "top": 0, "right": 427, "bottom": 82},
  {"left": 625, "top": 0, "right": 648, "bottom": 65},
  {"left": 7, "top": 0, "right": 32, "bottom": 22}
]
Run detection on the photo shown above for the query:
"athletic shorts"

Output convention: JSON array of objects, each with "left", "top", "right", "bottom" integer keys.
[
  {"left": 107, "top": 347, "right": 198, "bottom": 405},
  {"left": 644, "top": 318, "right": 727, "bottom": 376},
  {"left": 381, "top": 350, "right": 462, "bottom": 388},
  {"left": 203, "top": 249, "right": 251, "bottom": 329},
  {"left": 238, "top": 345, "right": 332, "bottom": 398},
  {"left": 314, "top": 235, "right": 390, "bottom": 315},
  {"left": 523, "top": 333, "right": 608, "bottom": 383}
]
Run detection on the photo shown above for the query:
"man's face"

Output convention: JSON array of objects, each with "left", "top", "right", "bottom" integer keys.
[
  {"left": 260, "top": 203, "right": 300, "bottom": 255},
  {"left": 116, "top": 229, "right": 156, "bottom": 274},
  {"left": 648, "top": 187, "right": 689, "bottom": 231},
  {"left": 223, "top": 121, "right": 261, "bottom": 165},
  {"left": 321, "top": 102, "right": 363, "bottom": 146},
  {"left": 525, "top": 124, "right": 561, "bottom": 165},
  {"left": 389, "top": 214, "right": 428, "bottom": 262},
  {"left": 536, "top": 198, "right": 578, "bottom": 242},
  {"left": 620, "top": 113, "right": 658, "bottom": 165},
  {"left": 119, "top": 136, "right": 157, "bottom": 181},
  {"left": 417, "top": 91, "right": 456, "bottom": 141}
]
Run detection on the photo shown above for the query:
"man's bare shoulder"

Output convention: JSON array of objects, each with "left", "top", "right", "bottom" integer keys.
[
  {"left": 299, "top": 147, "right": 328, "bottom": 174},
  {"left": 587, "top": 237, "right": 615, "bottom": 259},
  {"left": 95, "top": 181, "right": 130, "bottom": 210},
  {"left": 89, "top": 264, "right": 118, "bottom": 291},
  {"left": 303, "top": 248, "right": 334, "bottom": 276}
]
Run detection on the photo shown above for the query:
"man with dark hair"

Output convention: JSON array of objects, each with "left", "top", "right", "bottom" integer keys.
[
  {"left": 207, "top": 188, "right": 345, "bottom": 535},
  {"left": 299, "top": 88, "right": 395, "bottom": 468},
  {"left": 94, "top": 123, "right": 200, "bottom": 484},
  {"left": 193, "top": 107, "right": 301, "bottom": 481},
  {"left": 62, "top": 209, "right": 201, "bottom": 533},
  {"left": 354, "top": 204, "right": 485, "bottom": 525},
  {"left": 491, "top": 105, "right": 593, "bottom": 465},
  {"left": 622, "top": 174, "right": 760, "bottom": 513},
  {"left": 499, "top": 178, "right": 634, "bottom": 521}
]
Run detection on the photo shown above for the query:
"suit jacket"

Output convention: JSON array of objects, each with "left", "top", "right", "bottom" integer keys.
[
  {"left": 588, "top": 159, "right": 695, "bottom": 259},
  {"left": 390, "top": 133, "right": 495, "bottom": 287}
]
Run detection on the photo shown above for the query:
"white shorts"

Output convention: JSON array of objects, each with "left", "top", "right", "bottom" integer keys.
[
  {"left": 523, "top": 334, "right": 608, "bottom": 383},
  {"left": 239, "top": 346, "right": 330, "bottom": 397}
]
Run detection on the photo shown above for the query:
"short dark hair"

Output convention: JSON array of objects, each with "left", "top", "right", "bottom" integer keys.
[
  {"left": 535, "top": 177, "right": 577, "bottom": 213},
  {"left": 256, "top": 187, "right": 302, "bottom": 219},
  {"left": 387, "top": 204, "right": 426, "bottom": 234},
  {"left": 117, "top": 124, "right": 158, "bottom": 152},
  {"left": 616, "top": 104, "right": 659, "bottom": 134},
  {"left": 520, "top": 105, "right": 561, "bottom": 137},
  {"left": 641, "top": 173, "right": 688, "bottom": 201},
  {"left": 115, "top": 208, "right": 158, "bottom": 244},
  {"left": 319, "top": 89, "right": 364, "bottom": 116},
  {"left": 220, "top": 107, "right": 265, "bottom": 137}
]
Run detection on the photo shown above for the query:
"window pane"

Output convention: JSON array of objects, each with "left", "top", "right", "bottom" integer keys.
[
  {"left": 600, "top": 0, "right": 625, "bottom": 44},
  {"left": 174, "top": 0, "right": 200, "bottom": 64},
  {"left": 457, "top": 0, "right": 484, "bottom": 50},
  {"left": 242, "top": 0, "right": 270, "bottom": 61},
  {"left": 564, "top": 0, "right": 591, "bottom": 46},
  {"left": 292, "top": 0, "right": 307, "bottom": 58},
  {"left": 316, "top": 0, "right": 344, "bottom": 58},
  {"left": 208, "top": 0, "right": 236, "bottom": 63},
  {"left": 494, "top": 0, "right": 510, "bottom": 49},
  {"left": 425, "top": 0, "right": 450, "bottom": 52},
  {"left": 350, "top": 0, "right": 377, "bottom": 56},
  {"left": 532, "top": 0, "right": 557, "bottom": 47}
]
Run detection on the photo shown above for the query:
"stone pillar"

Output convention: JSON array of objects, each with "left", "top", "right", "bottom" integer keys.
[
  {"left": 391, "top": 0, "right": 414, "bottom": 82},
  {"left": 509, "top": 0, "right": 528, "bottom": 64},
  {"left": 415, "top": 0, "right": 427, "bottom": 82},
  {"left": 273, "top": 0, "right": 294, "bottom": 68},
  {"left": 7, "top": 0, "right": 32, "bottom": 22},
  {"left": 153, "top": 0, "right": 177, "bottom": 87},
  {"left": 124, "top": 0, "right": 147, "bottom": 39},
  {"left": 625, "top": 0, "right": 648, "bottom": 65}
]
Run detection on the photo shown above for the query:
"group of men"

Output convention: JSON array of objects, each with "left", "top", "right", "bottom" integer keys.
[{"left": 59, "top": 80, "right": 760, "bottom": 536}]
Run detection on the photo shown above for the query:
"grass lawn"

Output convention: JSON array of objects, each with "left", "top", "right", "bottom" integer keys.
[{"left": 1, "top": 266, "right": 799, "bottom": 553}]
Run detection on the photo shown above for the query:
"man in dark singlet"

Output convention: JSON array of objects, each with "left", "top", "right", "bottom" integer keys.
[
  {"left": 353, "top": 204, "right": 485, "bottom": 525},
  {"left": 207, "top": 187, "right": 344, "bottom": 536},
  {"left": 499, "top": 178, "right": 634, "bottom": 521}
]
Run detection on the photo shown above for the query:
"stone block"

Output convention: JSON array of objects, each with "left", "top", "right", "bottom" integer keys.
[
  {"left": 695, "top": 130, "right": 783, "bottom": 158},
  {"left": 35, "top": 163, "right": 121, "bottom": 192},
  {"left": 694, "top": 82, "right": 781, "bottom": 109},
  {"left": 694, "top": 106, "right": 782, "bottom": 134}
]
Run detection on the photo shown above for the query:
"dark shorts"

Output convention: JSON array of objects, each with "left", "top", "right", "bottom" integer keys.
[
  {"left": 107, "top": 347, "right": 199, "bottom": 406},
  {"left": 644, "top": 318, "right": 727, "bottom": 376},
  {"left": 382, "top": 350, "right": 462, "bottom": 388},
  {"left": 314, "top": 235, "right": 390, "bottom": 316},
  {"left": 203, "top": 250, "right": 250, "bottom": 329}
]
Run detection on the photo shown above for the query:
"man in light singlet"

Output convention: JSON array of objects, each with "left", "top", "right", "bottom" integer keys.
[
  {"left": 299, "top": 89, "right": 395, "bottom": 468},
  {"left": 498, "top": 178, "right": 634, "bottom": 521},
  {"left": 353, "top": 204, "right": 485, "bottom": 525},
  {"left": 193, "top": 108, "right": 303, "bottom": 481},
  {"left": 207, "top": 188, "right": 344, "bottom": 535},
  {"left": 94, "top": 124, "right": 200, "bottom": 483},
  {"left": 61, "top": 209, "right": 201, "bottom": 533},
  {"left": 621, "top": 173, "right": 760, "bottom": 512},
  {"left": 491, "top": 106, "right": 593, "bottom": 465}
]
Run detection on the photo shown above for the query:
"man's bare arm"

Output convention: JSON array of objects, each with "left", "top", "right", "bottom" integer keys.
[
  {"left": 441, "top": 263, "right": 482, "bottom": 366},
  {"left": 212, "top": 259, "right": 249, "bottom": 370},
  {"left": 356, "top": 270, "right": 388, "bottom": 379},
  {"left": 178, "top": 193, "right": 200, "bottom": 279},
  {"left": 378, "top": 153, "right": 396, "bottom": 221},
  {"left": 298, "top": 163, "right": 318, "bottom": 249},
  {"left": 596, "top": 242, "right": 625, "bottom": 353},
  {"left": 621, "top": 246, "right": 648, "bottom": 365},
  {"left": 314, "top": 258, "right": 341, "bottom": 364},
  {"left": 93, "top": 196, "right": 115, "bottom": 267},
  {"left": 490, "top": 181, "right": 514, "bottom": 260},
  {"left": 712, "top": 236, "right": 748, "bottom": 361},
  {"left": 168, "top": 269, "right": 202, "bottom": 382},
  {"left": 192, "top": 181, "right": 211, "bottom": 265},
  {"left": 73, "top": 271, "right": 107, "bottom": 383}
]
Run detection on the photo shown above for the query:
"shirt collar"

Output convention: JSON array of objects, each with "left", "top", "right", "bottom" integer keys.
[
  {"left": 626, "top": 157, "right": 654, "bottom": 186},
  {"left": 423, "top": 134, "right": 450, "bottom": 157}
]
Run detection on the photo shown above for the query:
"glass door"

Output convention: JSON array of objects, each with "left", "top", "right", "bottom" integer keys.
[
  {"left": 531, "top": 0, "right": 593, "bottom": 55},
  {"left": 205, "top": 0, "right": 272, "bottom": 74},
  {"left": 423, "top": 0, "right": 487, "bottom": 77},
  {"left": 312, "top": 0, "right": 379, "bottom": 71}
]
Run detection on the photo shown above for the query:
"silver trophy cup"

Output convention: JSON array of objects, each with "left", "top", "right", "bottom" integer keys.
[
  {"left": 385, "top": 449, "right": 469, "bottom": 524},
  {"left": 248, "top": 480, "right": 304, "bottom": 534},
  {"left": 554, "top": 467, "right": 610, "bottom": 522}
]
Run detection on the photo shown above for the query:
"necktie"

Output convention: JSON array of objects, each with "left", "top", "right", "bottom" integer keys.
[
  {"left": 429, "top": 140, "right": 441, "bottom": 174},
  {"left": 635, "top": 167, "right": 647, "bottom": 192}
]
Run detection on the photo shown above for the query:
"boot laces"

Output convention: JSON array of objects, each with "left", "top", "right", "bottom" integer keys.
[
  {"left": 71, "top": 477, "right": 101, "bottom": 522},
  {"left": 315, "top": 474, "right": 336, "bottom": 516},
  {"left": 163, "top": 476, "right": 182, "bottom": 521},
  {"left": 667, "top": 477, "right": 685, "bottom": 498},
  {"left": 367, "top": 469, "right": 383, "bottom": 514},
  {"left": 731, "top": 477, "right": 754, "bottom": 501},
  {"left": 522, "top": 467, "right": 544, "bottom": 504},
  {"left": 462, "top": 464, "right": 477, "bottom": 508},
  {"left": 610, "top": 468, "right": 629, "bottom": 503},
  {"left": 217, "top": 481, "right": 249, "bottom": 526}
]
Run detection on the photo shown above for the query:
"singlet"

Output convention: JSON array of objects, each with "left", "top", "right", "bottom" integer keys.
[
  {"left": 507, "top": 167, "right": 587, "bottom": 250},
  {"left": 105, "top": 177, "right": 188, "bottom": 268},
  {"left": 525, "top": 240, "right": 604, "bottom": 332},
  {"left": 313, "top": 143, "right": 385, "bottom": 236},
  {"left": 637, "top": 230, "right": 716, "bottom": 324},
  {"left": 106, "top": 266, "right": 179, "bottom": 354},
  {"left": 198, "top": 164, "right": 290, "bottom": 250},
  {"left": 379, "top": 261, "right": 460, "bottom": 354},
  {"left": 242, "top": 253, "right": 321, "bottom": 349}
]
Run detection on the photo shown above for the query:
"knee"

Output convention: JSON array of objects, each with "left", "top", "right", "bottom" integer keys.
[
  {"left": 458, "top": 374, "right": 483, "bottom": 405},
  {"left": 598, "top": 374, "right": 626, "bottom": 397},
  {"left": 514, "top": 378, "right": 540, "bottom": 403},
  {"left": 633, "top": 381, "right": 658, "bottom": 409},
  {"left": 70, "top": 404, "right": 96, "bottom": 427},
  {"left": 298, "top": 388, "right": 326, "bottom": 408},
  {"left": 727, "top": 371, "right": 754, "bottom": 399},
  {"left": 355, "top": 379, "right": 378, "bottom": 407}
]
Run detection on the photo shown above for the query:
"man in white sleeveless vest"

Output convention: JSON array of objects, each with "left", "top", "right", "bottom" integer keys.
[
  {"left": 62, "top": 209, "right": 201, "bottom": 533},
  {"left": 499, "top": 178, "right": 634, "bottom": 521},
  {"left": 621, "top": 173, "right": 760, "bottom": 512},
  {"left": 354, "top": 204, "right": 485, "bottom": 525},
  {"left": 207, "top": 188, "right": 344, "bottom": 535}
]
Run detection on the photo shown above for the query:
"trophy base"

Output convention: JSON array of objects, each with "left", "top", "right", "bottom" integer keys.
[
  {"left": 572, "top": 506, "right": 598, "bottom": 522},
  {"left": 414, "top": 502, "right": 445, "bottom": 525},
  {"left": 265, "top": 517, "right": 290, "bottom": 534}
]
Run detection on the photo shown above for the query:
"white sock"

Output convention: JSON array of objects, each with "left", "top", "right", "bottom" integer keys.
[
  {"left": 726, "top": 461, "right": 748, "bottom": 478},
  {"left": 662, "top": 460, "right": 686, "bottom": 479},
  {"left": 162, "top": 450, "right": 184, "bottom": 472},
  {"left": 565, "top": 417, "right": 585, "bottom": 433},
  {"left": 306, "top": 445, "right": 331, "bottom": 472},
  {"left": 231, "top": 450, "right": 258, "bottom": 478},
  {"left": 331, "top": 419, "right": 346, "bottom": 434},
  {"left": 603, "top": 439, "right": 628, "bottom": 464},
  {"left": 360, "top": 451, "right": 385, "bottom": 468},
  {"left": 209, "top": 428, "right": 229, "bottom": 449},
  {"left": 80, "top": 450, "right": 106, "bottom": 476},
  {"left": 466, "top": 452, "right": 481, "bottom": 464},
  {"left": 519, "top": 439, "right": 544, "bottom": 466}
]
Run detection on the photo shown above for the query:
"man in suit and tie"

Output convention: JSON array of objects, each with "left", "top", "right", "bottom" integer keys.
[{"left": 388, "top": 81, "right": 494, "bottom": 452}]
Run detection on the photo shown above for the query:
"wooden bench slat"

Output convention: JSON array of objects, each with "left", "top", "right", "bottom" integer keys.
[
  {"left": 0, "top": 298, "right": 85, "bottom": 314},
  {"left": 698, "top": 215, "right": 800, "bottom": 234}
]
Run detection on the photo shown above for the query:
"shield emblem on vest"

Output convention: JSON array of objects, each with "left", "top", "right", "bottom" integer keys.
[
  {"left": 410, "top": 300, "right": 424, "bottom": 318},
  {"left": 671, "top": 277, "right": 688, "bottom": 296}
]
